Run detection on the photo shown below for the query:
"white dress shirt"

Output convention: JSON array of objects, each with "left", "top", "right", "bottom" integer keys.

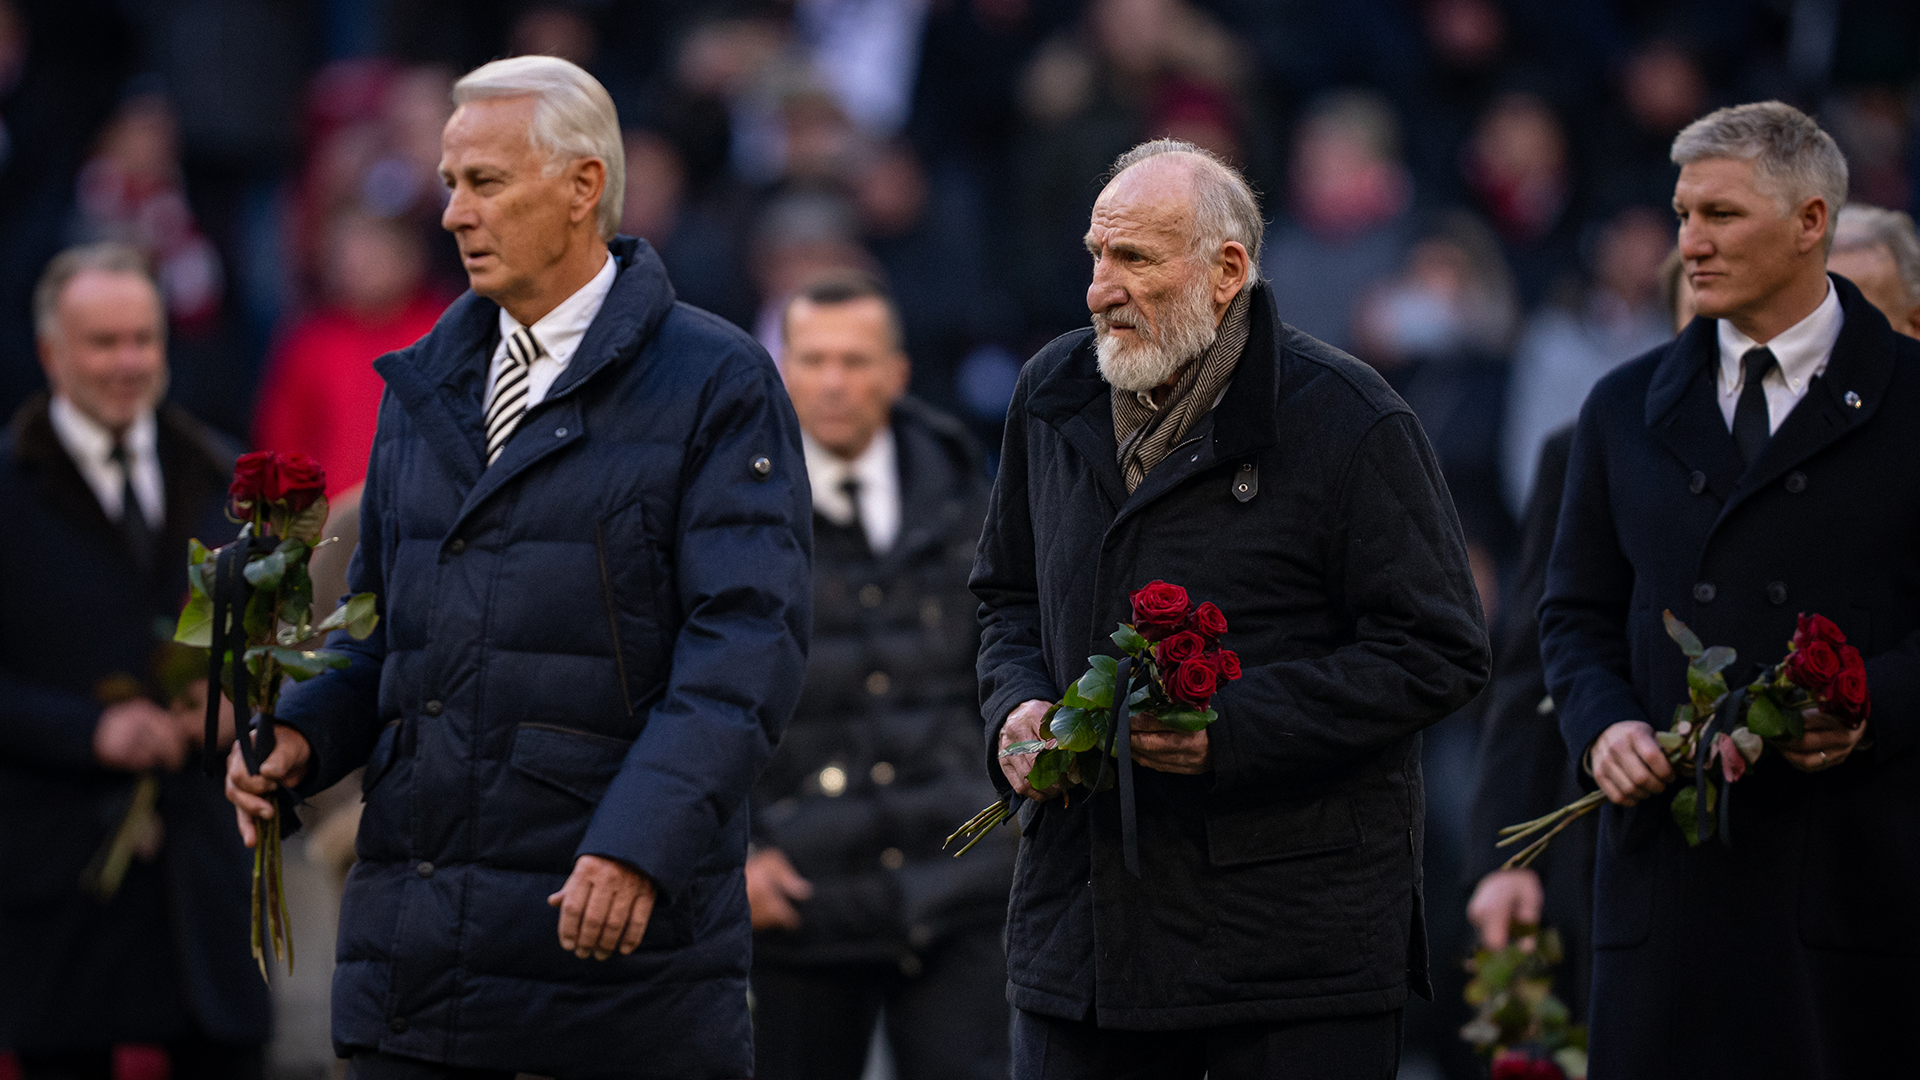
[
  {"left": 483, "top": 252, "right": 618, "bottom": 414},
  {"left": 802, "top": 426, "right": 900, "bottom": 554},
  {"left": 48, "top": 395, "right": 164, "bottom": 526},
  {"left": 1716, "top": 278, "right": 1845, "bottom": 435}
]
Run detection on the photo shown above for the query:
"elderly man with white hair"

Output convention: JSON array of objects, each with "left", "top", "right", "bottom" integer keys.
[
  {"left": 972, "top": 139, "right": 1489, "bottom": 1078},
  {"left": 1543, "top": 100, "right": 1920, "bottom": 1077},
  {"left": 1830, "top": 203, "right": 1920, "bottom": 338},
  {"left": 225, "top": 56, "right": 812, "bottom": 1079}
]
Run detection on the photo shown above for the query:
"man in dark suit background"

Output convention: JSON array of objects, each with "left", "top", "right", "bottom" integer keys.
[
  {"left": 1541, "top": 101, "right": 1920, "bottom": 1077},
  {"left": 0, "top": 243, "right": 266, "bottom": 1077}
]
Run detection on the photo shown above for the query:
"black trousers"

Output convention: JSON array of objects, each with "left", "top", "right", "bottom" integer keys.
[
  {"left": 752, "top": 924, "right": 1010, "bottom": 1080},
  {"left": 16, "top": 1035, "right": 263, "bottom": 1080},
  {"left": 347, "top": 1051, "right": 514, "bottom": 1080},
  {"left": 1009, "top": 1007, "right": 1403, "bottom": 1080}
]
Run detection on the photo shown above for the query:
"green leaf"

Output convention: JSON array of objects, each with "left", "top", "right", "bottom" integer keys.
[
  {"left": 1074, "top": 665, "right": 1115, "bottom": 709},
  {"left": 1088, "top": 654, "right": 1118, "bottom": 677},
  {"left": 1672, "top": 785, "right": 1703, "bottom": 845},
  {"left": 1654, "top": 730, "right": 1685, "bottom": 753},
  {"left": 188, "top": 537, "right": 212, "bottom": 565},
  {"left": 243, "top": 587, "right": 276, "bottom": 641},
  {"left": 174, "top": 592, "right": 213, "bottom": 648},
  {"left": 998, "top": 740, "right": 1051, "bottom": 758},
  {"left": 243, "top": 550, "right": 287, "bottom": 592},
  {"left": 313, "top": 592, "right": 380, "bottom": 641},
  {"left": 1027, "top": 749, "right": 1065, "bottom": 791},
  {"left": 1156, "top": 708, "right": 1216, "bottom": 731},
  {"left": 1671, "top": 703, "right": 1695, "bottom": 728},
  {"left": 1744, "top": 692, "right": 1791, "bottom": 738},
  {"left": 1664, "top": 610, "right": 1706, "bottom": 658},
  {"left": 1050, "top": 706, "right": 1101, "bottom": 752},
  {"left": 1730, "top": 726, "right": 1764, "bottom": 764},
  {"left": 260, "top": 646, "right": 349, "bottom": 681},
  {"left": 1111, "top": 624, "right": 1150, "bottom": 655},
  {"left": 1692, "top": 645, "right": 1737, "bottom": 675},
  {"left": 186, "top": 559, "right": 211, "bottom": 600},
  {"left": 1685, "top": 665, "right": 1726, "bottom": 699},
  {"left": 284, "top": 494, "right": 329, "bottom": 546}
]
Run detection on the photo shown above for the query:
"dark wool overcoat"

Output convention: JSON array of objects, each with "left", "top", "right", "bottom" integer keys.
[
  {"left": 752, "top": 397, "right": 1014, "bottom": 970},
  {"left": 971, "top": 280, "right": 1491, "bottom": 1029},
  {"left": 0, "top": 397, "right": 270, "bottom": 1049},
  {"left": 1540, "top": 274, "right": 1920, "bottom": 1079},
  {"left": 274, "top": 237, "right": 813, "bottom": 1079}
]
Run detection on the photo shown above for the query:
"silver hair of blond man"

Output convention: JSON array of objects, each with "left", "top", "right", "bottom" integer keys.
[
  {"left": 453, "top": 55, "right": 626, "bottom": 241},
  {"left": 33, "top": 242, "right": 163, "bottom": 341},
  {"left": 1835, "top": 204, "right": 1920, "bottom": 305},
  {"left": 1106, "top": 139, "right": 1265, "bottom": 283},
  {"left": 1670, "top": 101, "right": 1850, "bottom": 252}
]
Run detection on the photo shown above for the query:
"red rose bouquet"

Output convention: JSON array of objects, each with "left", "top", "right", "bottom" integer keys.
[
  {"left": 1460, "top": 923, "right": 1588, "bottom": 1080},
  {"left": 174, "top": 451, "right": 379, "bottom": 976},
  {"left": 1497, "top": 611, "right": 1870, "bottom": 866},
  {"left": 945, "top": 580, "right": 1242, "bottom": 855}
]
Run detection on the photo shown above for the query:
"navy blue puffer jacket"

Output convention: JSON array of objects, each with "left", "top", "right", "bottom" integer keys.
[{"left": 276, "top": 238, "right": 812, "bottom": 1078}]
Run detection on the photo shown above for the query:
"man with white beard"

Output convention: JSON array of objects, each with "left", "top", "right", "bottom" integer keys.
[{"left": 971, "top": 140, "right": 1489, "bottom": 1078}]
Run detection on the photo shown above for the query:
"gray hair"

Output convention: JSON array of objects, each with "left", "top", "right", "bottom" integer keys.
[
  {"left": 1835, "top": 203, "right": 1920, "bottom": 305},
  {"left": 1670, "top": 101, "right": 1849, "bottom": 247},
  {"left": 453, "top": 55, "right": 625, "bottom": 240},
  {"left": 34, "top": 242, "right": 162, "bottom": 341},
  {"left": 1106, "top": 139, "right": 1264, "bottom": 281}
]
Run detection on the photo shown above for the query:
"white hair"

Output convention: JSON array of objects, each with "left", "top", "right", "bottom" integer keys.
[
  {"left": 1106, "top": 139, "right": 1264, "bottom": 281},
  {"left": 1836, "top": 204, "right": 1920, "bottom": 305},
  {"left": 1670, "top": 101, "right": 1849, "bottom": 249},
  {"left": 453, "top": 55, "right": 625, "bottom": 240}
]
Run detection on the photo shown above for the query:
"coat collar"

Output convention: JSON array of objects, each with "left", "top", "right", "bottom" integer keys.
[
  {"left": 1647, "top": 273, "right": 1897, "bottom": 516},
  {"left": 880, "top": 397, "right": 981, "bottom": 567},
  {"left": 1025, "top": 281, "right": 1284, "bottom": 517},
  {"left": 375, "top": 236, "right": 677, "bottom": 521}
]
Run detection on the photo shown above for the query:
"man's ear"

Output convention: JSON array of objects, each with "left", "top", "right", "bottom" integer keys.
[
  {"left": 1796, "top": 196, "right": 1830, "bottom": 255},
  {"left": 888, "top": 352, "right": 913, "bottom": 402},
  {"left": 1215, "top": 241, "right": 1251, "bottom": 307},
  {"left": 570, "top": 157, "right": 607, "bottom": 226},
  {"left": 35, "top": 333, "right": 60, "bottom": 390}
]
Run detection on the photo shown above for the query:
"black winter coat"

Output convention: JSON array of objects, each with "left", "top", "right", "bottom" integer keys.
[
  {"left": 752, "top": 398, "right": 1014, "bottom": 970},
  {"left": 1541, "top": 275, "right": 1920, "bottom": 1078},
  {"left": 0, "top": 397, "right": 269, "bottom": 1049},
  {"left": 274, "top": 238, "right": 813, "bottom": 1079},
  {"left": 972, "top": 281, "right": 1490, "bottom": 1029}
]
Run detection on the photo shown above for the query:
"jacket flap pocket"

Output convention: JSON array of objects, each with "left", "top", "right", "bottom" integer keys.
[
  {"left": 510, "top": 724, "right": 634, "bottom": 803},
  {"left": 360, "top": 721, "right": 403, "bottom": 798},
  {"left": 1206, "top": 794, "right": 1362, "bottom": 868}
]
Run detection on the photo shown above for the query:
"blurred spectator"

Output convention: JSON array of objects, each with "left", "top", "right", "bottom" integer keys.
[
  {"left": 252, "top": 210, "right": 446, "bottom": 496},
  {"left": 1830, "top": 203, "right": 1920, "bottom": 337},
  {"left": 509, "top": 4, "right": 598, "bottom": 66},
  {"left": 1260, "top": 89, "right": 1415, "bottom": 354},
  {"left": 1502, "top": 205, "right": 1674, "bottom": 516},
  {"left": 1824, "top": 89, "right": 1914, "bottom": 215},
  {"left": 1585, "top": 39, "right": 1707, "bottom": 213},
  {"left": 750, "top": 190, "right": 875, "bottom": 362},
  {"left": 795, "top": 0, "right": 932, "bottom": 139},
  {"left": 1463, "top": 90, "right": 1578, "bottom": 306}
]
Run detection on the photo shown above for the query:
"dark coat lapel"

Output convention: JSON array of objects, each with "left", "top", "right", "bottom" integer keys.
[
  {"left": 1645, "top": 316, "right": 1746, "bottom": 502},
  {"left": 878, "top": 398, "right": 975, "bottom": 571},
  {"left": 8, "top": 395, "right": 119, "bottom": 550},
  {"left": 155, "top": 402, "right": 237, "bottom": 573},
  {"left": 1027, "top": 337, "right": 1128, "bottom": 512}
]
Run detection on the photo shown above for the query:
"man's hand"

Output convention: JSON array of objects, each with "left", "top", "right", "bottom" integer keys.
[
  {"left": 171, "top": 679, "right": 234, "bottom": 755},
  {"left": 999, "top": 699, "right": 1060, "bottom": 799},
  {"left": 94, "top": 700, "right": 189, "bottom": 773},
  {"left": 1130, "top": 713, "right": 1211, "bottom": 774},
  {"left": 548, "top": 854, "right": 656, "bottom": 960},
  {"left": 745, "top": 847, "right": 813, "bottom": 931},
  {"left": 1777, "top": 709, "right": 1868, "bottom": 772},
  {"left": 1591, "top": 720, "right": 1674, "bottom": 806},
  {"left": 1467, "top": 868, "right": 1544, "bottom": 950},
  {"left": 224, "top": 724, "right": 311, "bottom": 848}
]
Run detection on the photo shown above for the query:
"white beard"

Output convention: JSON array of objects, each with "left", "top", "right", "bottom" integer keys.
[{"left": 1093, "top": 272, "right": 1220, "bottom": 392}]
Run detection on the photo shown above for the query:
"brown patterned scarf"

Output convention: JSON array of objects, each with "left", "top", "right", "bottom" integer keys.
[{"left": 1112, "top": 285, "right": 1254, "bottom": 493}]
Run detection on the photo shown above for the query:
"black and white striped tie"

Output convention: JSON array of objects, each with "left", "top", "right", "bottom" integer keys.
[{"left": 485, "top": 326, "right": 542, "bottom": 465}]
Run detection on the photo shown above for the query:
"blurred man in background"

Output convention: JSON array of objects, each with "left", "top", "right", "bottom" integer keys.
[
  {"left": 751, "top": 270, "right": 1012, "bottom": 1080},
  {"left": 0, "top": 243, "right": 265, "bottom": 1078},
  {"left": 1829, "top": 203, "right": 1920, "bottom": 339}
]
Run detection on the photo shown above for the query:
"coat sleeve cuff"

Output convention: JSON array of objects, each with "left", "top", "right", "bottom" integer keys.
[{"left": 578, "top": 766, "right": 726, "bottom": 901}]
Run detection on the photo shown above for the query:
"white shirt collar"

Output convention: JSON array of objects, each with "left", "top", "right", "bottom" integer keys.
[
  {"left": 801, "top": 425, "right": 901, "bottom": 554},
  {"left": 489, "top": 250, "right": 618, "bottom": 410},
  {"left": 48, "top": 395, "right": 164, "bottom": 524},
  {"left": 1717, "top": 277, "right": 1844, "bottom": 396}
]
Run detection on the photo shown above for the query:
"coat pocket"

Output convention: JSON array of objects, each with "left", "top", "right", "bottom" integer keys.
[
  {"left": 359, "top": 720, "right": 403, "bottom": 799},
  {"left": 509, "top": 723, "right": 634, "bottom": 804}
]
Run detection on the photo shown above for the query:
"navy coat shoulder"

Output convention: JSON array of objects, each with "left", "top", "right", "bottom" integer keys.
[
  {"left": 275, "top": 237, "right": 813, "bottom": 1079},
  {"left": 0, "top": 396, "right": 269, "bottom": 1049},
  {"left": 1540, "top": 274, "right": 1920, "bottom": 1078},
  {"left": 971, "top": 280, "right": 1490, "bottom": 1029}
]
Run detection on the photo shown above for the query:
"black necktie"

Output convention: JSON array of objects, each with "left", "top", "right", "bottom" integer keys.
[
  {"left": 110, "top": 439, "right": 155, "bottom": 574},
  {"left": 840, "top": 476, "right": 868, "bottom": 551},
  {"left": 1732, "top": 346, "right": 1777, "bottom": 466}
]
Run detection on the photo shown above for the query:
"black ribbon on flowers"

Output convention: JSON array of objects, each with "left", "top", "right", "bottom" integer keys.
[
  {"left": 1113, "top": 657, "right": 1140, "bottom": 878},
  {"left": 204, "top": 534, "right": 275, "bottom": 777},
  {"left": 1699, "top": 682, "right": 1749, "bottom": 849}
]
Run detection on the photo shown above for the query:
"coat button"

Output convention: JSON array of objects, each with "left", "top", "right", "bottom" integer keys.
[
  {"left": 416, "top": 861, "right": 434, "bottom": 879},
  {"left": 1693, "top": 582, "right": 1716, "bottom": 603},
  {"left": 859, "top": 584, "right": 884, "bottom": 608},
  {"left": 448, "top": 538, "right": 465, "bottom": 554},
  {"left": 879, "top": 847, "right": 905, "bottom": 870},
  {"left": 751, "top": 456, "right": 772, "bottom": 479},
  {"left": 424, "top": 700, "right": 443, "bottom": 716},
  {"left": 389, "top": 1016, "right": 408, "bottom": 1034},
  {"left": 554, "top": 427, "right": 568, "bottom": 438},
  {"left": 1785, "top": 471, "right": 1807, "bottom": 494},
  {"left": 1689, "top": 471, "right": 1707, "bottom": 495},
  {"left": 1766, "top": 582, "right": 1788, "bottom": 605},
  {"left": 870, "top": 761, "right": 896, "bottom": 785},
  {"left": 898, "top": 954, "right": 924, "bottom": 977},
  {"left": 865, "top": 671, "right": 891, "bottom": 696},
  {"left": 908, "top": 923, "right": 933, "bottom": 948}
]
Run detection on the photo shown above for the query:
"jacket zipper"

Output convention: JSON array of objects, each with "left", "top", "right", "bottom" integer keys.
[{"left": 593, "top": 520, "right": 636, "bottom": 717}]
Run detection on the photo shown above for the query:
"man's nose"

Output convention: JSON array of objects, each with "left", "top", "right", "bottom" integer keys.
[
  {"left": 442, "top": 186, "right": 473, "bottom": 232},
  {"left": 1678, "top": 220, "right": 1711, "bottom": 259},
  {"left": 1087, "top": 259, "right": 1126, "bottom": 314}
]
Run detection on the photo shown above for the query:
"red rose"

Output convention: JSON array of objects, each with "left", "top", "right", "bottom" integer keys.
[
  {"left": 1792, "top": 612, "right": 1847, "bottom": 651},
  {"left": 1489, "top": 1056, "right": 1564, "bottom": 1080},
  {"left": 1829, "top": 662, "right": 1871, "bottom": 726},
  {"left": 230, "top": 450, "right": 327, "bottom": 517},
  {"left": 1210, "top": 648, "right": 1242, "bottom": 681},
  {"left": 1785, "top": 639, "right": 1841, "bottom": 693},
  {"left": 1130, "top": 580, "right": 1191, "bottom": 641},
  {"left": 1190, "top": 601, "right": 1228, "bottom": 640},
  {"left": 1156, "top": 630, "right": 1207, "bottom": 668},
  {"left": 1166, "top": 657, "right": 1219, "bottom": 708}
]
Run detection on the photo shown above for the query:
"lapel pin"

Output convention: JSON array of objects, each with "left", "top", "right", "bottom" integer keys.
[{"left": 1844, "top": 391, "right": 1862, "bottom": 408}]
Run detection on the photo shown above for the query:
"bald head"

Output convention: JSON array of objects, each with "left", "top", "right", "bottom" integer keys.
[{"left": 1102, "top": 140, "right": 1264, "bottom": 275}]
